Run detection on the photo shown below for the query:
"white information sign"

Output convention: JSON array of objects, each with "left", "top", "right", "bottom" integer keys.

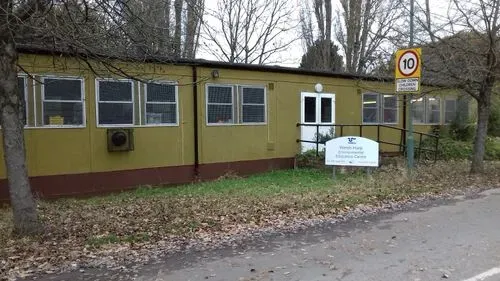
[
  {"left": 396, "top": 78, "right": 419, "bottom": 92},
  {"left": 325, "top": 136, "right": 379, "bottom": 167}
]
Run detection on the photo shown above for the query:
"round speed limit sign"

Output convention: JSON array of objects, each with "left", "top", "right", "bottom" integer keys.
[{"left": 397, "top": 50, "right": 419, "bottom": 77}]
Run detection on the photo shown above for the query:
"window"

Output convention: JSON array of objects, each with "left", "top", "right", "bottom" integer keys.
[
  {"left": 304, "top": 96, "right": 317, "bottom": 123},
  {"left": 362, "top": 93, "right": 378, "bottom": 123},
  {"left": 241, "top": 87, "right": 265, "bottom": 123},
  {"left": 382, "top": 95, "right": 398, "bottom": 123},
  {"left": 411, "top": 98, "right": 425, "bottom": 123},
  {"left": 320, "top": 96, "right": 333, "bottom": 123},
  {"left": 427, "top": 97, "right": 441, "bottom": 124},
  {"left": 17, "top": 76, "right": 27, "bottom": 125},
  {"left": 207, "top": 85, "right": 234, "bottom": 124},
  {"left": 42, "top": 77, "right": 84, "bottom": 126},
  {"left": 144, "top": 82, "right": 177, "bottom": 125},
  {"left": 411, "top": 96, "right": 442, "bottom": 124},
  {"left": 206, "top": 84, "right": 266, "bottom": 125},
  {"left": 362, "top": 93, "right": 398, "bottom": 124},
  {"left": 444, "top": 98, "right": 457, "bottom": 124},
  {"left": 97, "top": 79, "right": 134, "bottom": 126}
]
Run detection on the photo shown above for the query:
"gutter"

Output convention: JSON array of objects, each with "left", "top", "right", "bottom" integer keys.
[{"left": 192, "top": 66, "right": 200, "bottom": 178}]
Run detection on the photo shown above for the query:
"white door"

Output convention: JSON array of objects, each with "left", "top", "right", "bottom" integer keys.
[{"left": 300, "top": 92, "right": 335, "bottom": 153}]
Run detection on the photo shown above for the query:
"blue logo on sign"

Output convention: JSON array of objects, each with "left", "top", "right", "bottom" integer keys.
[{"left": 348, "top": 137, "right": 357, "bottom": 144}]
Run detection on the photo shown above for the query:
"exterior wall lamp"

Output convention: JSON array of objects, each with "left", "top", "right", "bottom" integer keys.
[
  {"left": 315, "top": 83, "right": 323, "bottom": 93},
  {"left": 211, "top": 69, "right": 220, "bottom": 79}
]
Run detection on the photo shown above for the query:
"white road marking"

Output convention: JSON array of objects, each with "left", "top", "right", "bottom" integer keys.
[{"left": 463, "top": 267, "right": 500, "bottom": 281}]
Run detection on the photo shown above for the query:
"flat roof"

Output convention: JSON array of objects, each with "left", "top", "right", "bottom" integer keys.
[{"left": 17, "top": 45, "right": 394, "bottom": 83}]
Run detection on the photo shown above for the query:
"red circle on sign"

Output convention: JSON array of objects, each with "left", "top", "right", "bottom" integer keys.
[{"left": 398, "top": 50, "right": 419, "bottom": 77}]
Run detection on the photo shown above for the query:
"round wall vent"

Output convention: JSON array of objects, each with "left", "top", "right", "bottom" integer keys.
[{"left": 111, "top": 131, "right": 127, "bottom": 146}]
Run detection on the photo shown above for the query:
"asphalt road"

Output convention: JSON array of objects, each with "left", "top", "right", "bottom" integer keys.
[{"left": 41, "top": 188, "right": 500, "bottom": 281}]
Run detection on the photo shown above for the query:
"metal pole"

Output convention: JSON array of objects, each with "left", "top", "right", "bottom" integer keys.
[{"left": 407, "top": 0, "right": 415, "bottom": 173}]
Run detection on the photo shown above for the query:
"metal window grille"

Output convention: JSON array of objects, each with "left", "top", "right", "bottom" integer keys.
[
  {"left": 42, "top": 78, "right": 84, "bottom": 126},
  {"left": 207, "top": 85, "right": 234, "bottom": 124},
  {"left": 145, "top": 82, "right": 177, "bottom": 124},
  {"left": 97, "top": 80, "right": 134, "bottom": 125},
  {"left": 241, "top": 87, "right": 265, "bottom": 123}
]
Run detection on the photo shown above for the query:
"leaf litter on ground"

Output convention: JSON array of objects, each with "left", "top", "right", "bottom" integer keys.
[{"left": 0, "top": 159, "right": 499, "bottom": 280}]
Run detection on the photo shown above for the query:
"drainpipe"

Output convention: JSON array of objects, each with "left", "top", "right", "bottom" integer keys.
[{"left": 192, "top": 65, "right": 200, "bottom": 178}]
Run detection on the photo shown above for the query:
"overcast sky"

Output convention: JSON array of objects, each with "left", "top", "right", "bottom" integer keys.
[{"left": 196, "top": 0, "right": 452, "bottom": 68}]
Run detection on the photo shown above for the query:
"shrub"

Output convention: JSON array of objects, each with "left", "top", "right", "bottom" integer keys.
[{"left": 419, "top": 136, "right": 500, "bottom": 160}]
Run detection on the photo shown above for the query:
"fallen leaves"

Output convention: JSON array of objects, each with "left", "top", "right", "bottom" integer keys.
[{"left": 0, "top": 160, "right": 499, "bottom": 280}]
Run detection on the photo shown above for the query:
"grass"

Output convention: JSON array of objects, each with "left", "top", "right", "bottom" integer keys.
[
  {"left": 1, "top": 160, "right": 499, "bottom": 280},
  {"left": 85, "top": 168, "right": 344, "bottom": 203}
]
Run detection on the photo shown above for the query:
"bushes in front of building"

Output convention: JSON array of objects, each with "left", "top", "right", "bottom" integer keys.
[{"left": 420, "top": 133, "right": 500, "bottom": 161}]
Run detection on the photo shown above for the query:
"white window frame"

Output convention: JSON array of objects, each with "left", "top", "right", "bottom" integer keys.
[
  {"left": 362, "top": 92, "right": 380, "bottom": 124},
  {"left": 40, "top": 75, "right": 86, "bottom": 128},
  {"left": 381, "top": 94, "right": 399, "bottom": 125},
  {"left": 17, "top": 74, "right": 30, "bottom": 128},
  {"left": 96, "top": 78, "right": 135, "bottom": 127},
  {"left": 143, "top": 81, "right": 179, "bottom": 127},
  {"left": 239, "top": 85, "right": 267, "bottom": 125},
  {"left": 412, "top": 96, "right": 442, "bottom": 125},
  {"left": 301, "top": 92, "right": 319, "bottom": 124},
  {"left": 412, "top": 97, "right": 426, "bottom": 124},
  {"left": 426, "top": 96, "right": 441, "bottom": 125},
  {"left": 319, "top": 93, "right": 335, "bottom": 125},
  {"left": 206, "top": 84, "right": 235, "bottom": 126},
  {"left": 362, "top": 93, "right": 399, "bottom": 125}
]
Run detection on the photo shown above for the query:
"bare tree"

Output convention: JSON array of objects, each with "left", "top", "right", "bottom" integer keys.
[
  {"left": 335, "top": 0, "right": 405, "bottom": 74},
  {"left": 119, "top": 0, "right": 204, "bottom": 58},
  {"left": 418, "top": 0, "right": 500, "bottom": 173},
  {"left": 201, "top": 0, "right": 298, "bottom": 64},
  {"left": 0, "top": 0, "right": 205, "bottom": 236}
]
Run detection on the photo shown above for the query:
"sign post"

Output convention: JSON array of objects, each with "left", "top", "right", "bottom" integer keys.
[{"left": 395, "top": 47, "right": 421, "bottom": 172}]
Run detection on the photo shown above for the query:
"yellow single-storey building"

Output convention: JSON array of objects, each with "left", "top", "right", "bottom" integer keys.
[{"left": 0, "top": 47, "right": 468, "bottom": 200}]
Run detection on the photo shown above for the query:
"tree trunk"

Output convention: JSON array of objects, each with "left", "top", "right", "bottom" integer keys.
[
  {"left": 173, "top": 0, "right": 183, "bottom": 58},
  {"left": 471, "top": 99, "right": 491, "bottom": 173},
  {"left": 0, "top": 42, "right": 40, "bottom": 236}
]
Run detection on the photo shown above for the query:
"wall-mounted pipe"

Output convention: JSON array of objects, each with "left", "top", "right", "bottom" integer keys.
[{"left": 192, "top": 65, "right": 200, "bottom": 178}]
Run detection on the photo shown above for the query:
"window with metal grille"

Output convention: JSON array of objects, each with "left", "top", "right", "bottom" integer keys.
[
  {"left": 42, "top": 77, "right": 84, "bottom": 126},
  {"left": 206, "top": 84, "right": 266, "bottom": 125},
  {"left": 144, "top": 82, "right": 177, "bottom": 125},
  {"left": 241, "top": 87, "right": 265, "bottom": 123},
  {"left": 207, "top": 85, "right": 234, "bottom": 124},
  {"left": 97, "top": 79, "right": 133, "bottom": 126}
]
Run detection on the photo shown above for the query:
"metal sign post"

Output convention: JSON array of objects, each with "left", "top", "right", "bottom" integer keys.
[{"left": 395, "top": 47, "right": 421, "bottom": 172}]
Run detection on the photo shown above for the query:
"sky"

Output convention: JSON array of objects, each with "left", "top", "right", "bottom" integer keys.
[{"left": 196, "top": 0, "right": 452, "bottom": 69}]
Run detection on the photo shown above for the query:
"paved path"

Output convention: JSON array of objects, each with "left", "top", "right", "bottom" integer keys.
[{"left": 40, "top": 188, "right": 500, "bottom": 281}]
